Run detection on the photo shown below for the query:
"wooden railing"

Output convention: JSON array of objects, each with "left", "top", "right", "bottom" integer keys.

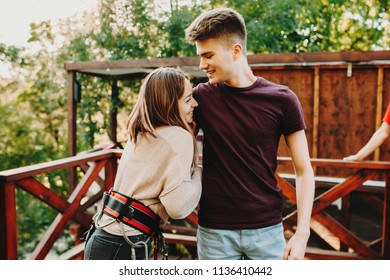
[
  {"left": 1, "top": 150, "right": 389, "bottom": 259},
  {"left": 0, "top": 149, "right": 120, "bottom": 260},
  {"left": 277, "top": 157, "right": 390, "bottom": 260}
]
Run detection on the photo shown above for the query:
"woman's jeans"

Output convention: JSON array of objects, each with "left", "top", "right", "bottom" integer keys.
[{"left": 84, "top": 228, "right": 151, "bottom": 260}]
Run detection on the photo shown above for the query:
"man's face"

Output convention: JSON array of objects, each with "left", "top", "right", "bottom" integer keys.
[{"left": 196, "top": 38, "right": 236, "bottom": 85}]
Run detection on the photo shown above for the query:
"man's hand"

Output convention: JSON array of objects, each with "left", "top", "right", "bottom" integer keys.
[{"left": 283, "top": 231, "right": 310, "bottom": 260}]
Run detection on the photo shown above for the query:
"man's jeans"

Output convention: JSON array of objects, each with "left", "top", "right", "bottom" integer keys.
[{"left": 197, "top": 222, "right": 286, "bottom": 260}]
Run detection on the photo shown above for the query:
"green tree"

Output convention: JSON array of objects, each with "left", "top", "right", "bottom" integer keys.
[
  {"left": 293, "top": 0, "right": 390, "bottom": 52},
  {"left": 203, "top": 0, "right": 389, "bottom": 53}
]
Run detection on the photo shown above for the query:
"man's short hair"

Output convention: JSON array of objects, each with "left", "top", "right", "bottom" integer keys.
[{"left": 185, "top": 7, "right": 247, "bottom": 51}]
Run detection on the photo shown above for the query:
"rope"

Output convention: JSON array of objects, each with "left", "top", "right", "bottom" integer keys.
[{"left": 93, "top": 211, "right": 151, "bottom": 260}]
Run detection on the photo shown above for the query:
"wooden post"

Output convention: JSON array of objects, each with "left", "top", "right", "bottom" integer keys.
[
  {"left": 110, "top": 79, "right": 119, "bottom": 144},
  {"left": 312, "top": 66, "right": 320, "bottom": 160},
  {"left": 105, "top": 154, "right": 118, "bottom": 192},
  {"left": 68, "top": 71, "right": 77, "bottom": 192},
  {"left": 312, "top": 67, "right": 320, "bottom": 175},
  {"left": 383, "top": 170, "right": 390, "bottom": 259},
  {"left": 340, "top": 194, "right": 351, "bottom": 252},
  {"left": 0, "top": 181, "right": 18, "bottom": 259},
  {"left": 375, "top": 67, "right": 384, "bottom": 160}
]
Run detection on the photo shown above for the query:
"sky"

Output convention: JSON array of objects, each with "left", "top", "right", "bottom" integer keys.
[
  {"left": 0, "top": 0, "right": 98, "bottom": 76},
  {"left": 0, "top": 0, "right": 98, "bottom": 47}
]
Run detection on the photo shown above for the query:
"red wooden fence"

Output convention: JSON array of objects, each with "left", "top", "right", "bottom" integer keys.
[{"left": 1, "top": 149, "right": 389, "bottom": 260}]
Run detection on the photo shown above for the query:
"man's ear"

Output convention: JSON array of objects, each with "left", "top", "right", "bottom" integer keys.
[{"left": 232, "top": 43, "right": 243, "bottom": 60}]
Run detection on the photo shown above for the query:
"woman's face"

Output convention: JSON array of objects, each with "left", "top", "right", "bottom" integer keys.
[{"left": 178, "top": 79, "right": 198, "bottom": 124}]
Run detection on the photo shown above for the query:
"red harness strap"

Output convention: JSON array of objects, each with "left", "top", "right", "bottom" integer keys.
[{"left": 102, "top": 190, "right": 160, "bottom": 237}]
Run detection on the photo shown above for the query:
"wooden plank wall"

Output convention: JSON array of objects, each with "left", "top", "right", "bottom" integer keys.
[{"left": 252, "top": 63, "right": 390, "bottom": 177}]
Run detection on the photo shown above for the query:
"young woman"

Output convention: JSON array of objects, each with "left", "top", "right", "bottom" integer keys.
[{"left": 84, "top": 67, "right": 201, "bottom": 260}]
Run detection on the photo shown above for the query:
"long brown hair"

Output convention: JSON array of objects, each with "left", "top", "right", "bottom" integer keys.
[{"left": 126, "top": 67, "right": 197, "bottom": 163}]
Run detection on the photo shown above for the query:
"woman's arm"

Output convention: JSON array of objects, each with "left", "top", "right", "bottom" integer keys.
[
  {"left": 344, "top": 121, "right": 390, "bottom": 161},
  {"left": 160, "top": 166, "right": 202, "bottom": 219}
]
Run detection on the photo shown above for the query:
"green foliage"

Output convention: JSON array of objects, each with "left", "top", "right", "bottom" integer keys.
[
  {"left": 0, "top": 43, "right": 23, "bottom": 63},
  {"left": 0, "top": 100, "right": 67, "bottom": 170},
  {"left": 16, "top": 190, "right": 56, "bottom": 259},
  {"left": 159, "top": 7, "right": 199, "bottom": 57},
  {"left": 291, "top": 0, "right": 390, "bottom": 52}
]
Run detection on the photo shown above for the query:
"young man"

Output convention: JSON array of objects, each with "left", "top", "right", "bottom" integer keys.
[{"left": 185, "top": 7, "right": 315, "bottom": 260}]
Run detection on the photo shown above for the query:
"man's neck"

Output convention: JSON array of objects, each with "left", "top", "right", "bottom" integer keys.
[{"left": 224, "top": 67, "right": 257, "bottom": 88}]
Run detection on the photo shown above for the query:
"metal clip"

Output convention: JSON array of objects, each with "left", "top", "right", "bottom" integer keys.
[{"left": 158, "top": 233, "right": 168, "bottom": 260}]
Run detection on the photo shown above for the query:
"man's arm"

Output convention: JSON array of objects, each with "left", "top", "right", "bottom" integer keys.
[{"left": 283, "top": 130, "right": 315, "bottom": 260}]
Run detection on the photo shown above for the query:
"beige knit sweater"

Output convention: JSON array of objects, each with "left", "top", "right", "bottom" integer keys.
[{"left": 98, "top": 126, "right": 202, "bottom": 236}]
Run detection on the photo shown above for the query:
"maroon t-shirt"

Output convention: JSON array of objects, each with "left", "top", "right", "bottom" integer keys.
[{"left": 193, "top": 77, "right": 306, "bottom": 229}]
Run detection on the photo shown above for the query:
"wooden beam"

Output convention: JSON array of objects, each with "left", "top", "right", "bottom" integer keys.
[
  {"left": 164, "top": 233, "right": 197, "bottom": 247},
  {"left": 0, "top": 149, "right": 118, "bottom": 182},
  {"left": 312, "top": 67, "right": 320, "bottom": 161},
  {"left": 28, "top": 160, "right": 107, "bottom": 260},
  {"left": 305, "top": 246, "right": 363, "bottom": 260},
  {"left": 309, "top": 226, "right": 338, "bottom": 251},
  {"left": 248, "top": 50, "right": 390, "bottom": 64},
  {"left": 79, "top": 189, "right": 104, "bottom": 211},
  {"left": 0, "top": 182, "right": 17, "bottom": 260},
  {"left": 162, "top": 225, "right": 197, "bottom": 236},
  {"left": 340, "top": 194, "right": 351, "bottom": 251},
  {"left": 278, "top": 157, "right": 390, "bottom": 170},
  {"left": 16, "top": 177, "right": 92, "bottom": 229},
  {"left": 375, "top": 67, "right": 384, "bottom": 160},
  {"left": 104, "top": 156, "right": 117, "bottom": 192},
  {"left": 64, "top": 56, "right": 201, "bottom": 71},
  {"left": 64, "top": 51, "right": 390, "bottom": 73},
  {"left": 110, "top": 79, "right": 119, "bottom": 144},
  {"left": 314, "top": 212, "right": 380, "bottom": 258},
  {"left": 283, "top": 169, "right": 378, "bottom": 223},
  {"left": 275, "top": 173, "right": 297, "bottom": 202},
  {"left": 67, "top": 71, "right": 77, "bottom": 157},
  {"left": 312, "top": 169, "right": 378, "bottom": 215},
  {"left": 68, "top": 71, "right": 77, "bottom": 192},
  {"left": 382, "top": 171, "right": 390, "bottom": 259}
]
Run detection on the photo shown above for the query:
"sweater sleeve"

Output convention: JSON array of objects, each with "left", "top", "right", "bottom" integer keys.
[{"left": 159, "top": 130, "right": 202, "bottom": 219}]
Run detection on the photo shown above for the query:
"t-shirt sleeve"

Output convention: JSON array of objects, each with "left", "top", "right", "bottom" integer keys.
[{"left": 282, "top": 89, "right": 306, "bottom": 135}]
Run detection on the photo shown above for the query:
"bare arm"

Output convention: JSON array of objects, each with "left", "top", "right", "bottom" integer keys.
[
  {"left": 283, "top": 130, "right": 315, "bottom": 260},
  {"left": 344, "top": 122, "right": 390, "bottom": 161}
]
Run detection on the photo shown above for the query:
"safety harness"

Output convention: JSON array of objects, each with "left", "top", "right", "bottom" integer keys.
[{"left": 89, "top": 189, "right": 168, "bottom": 260}]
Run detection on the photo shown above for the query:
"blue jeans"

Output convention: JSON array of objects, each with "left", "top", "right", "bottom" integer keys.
[
  {"left": 84, "top": 228, "right": 151, "bottom": 260},
  {"left": 197, "top": 223, "right": 286, "bottom": 260}
]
